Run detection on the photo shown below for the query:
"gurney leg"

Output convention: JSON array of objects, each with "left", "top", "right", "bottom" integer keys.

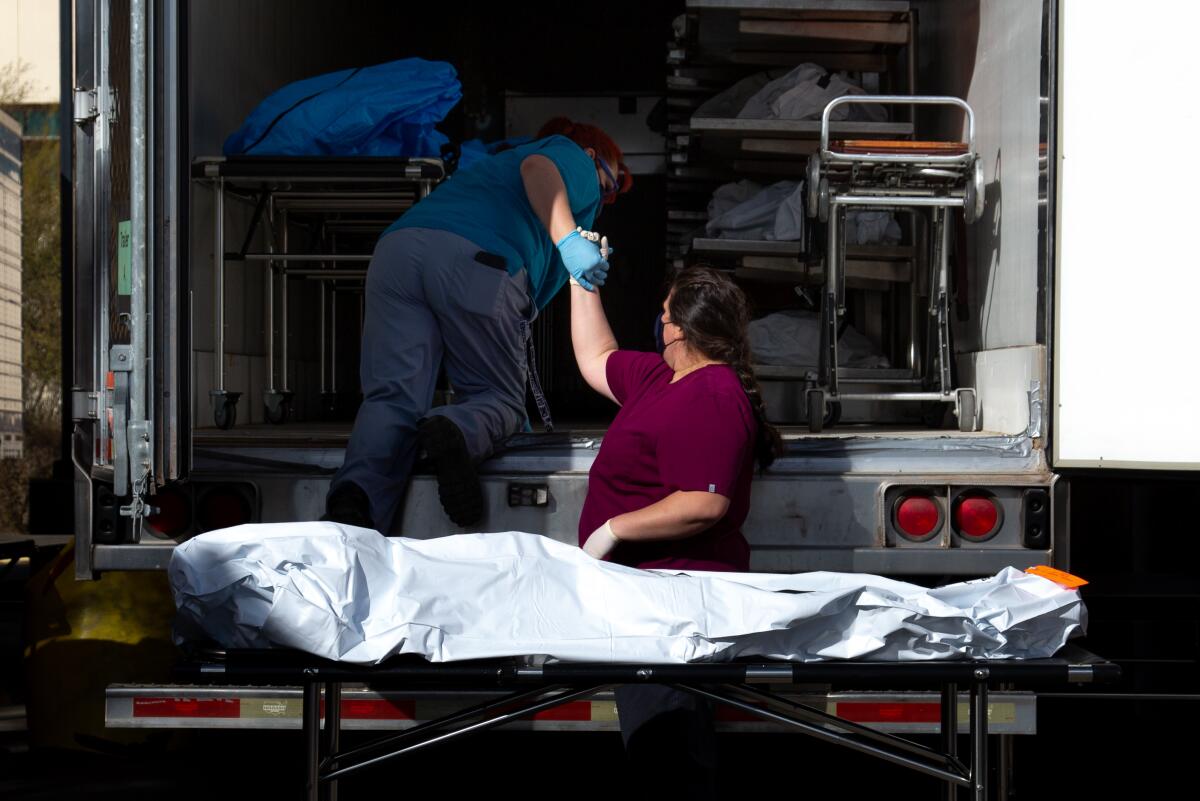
[
  {"left": 935, "top": 206, "right": 953, "bottom": 396},
  {"left": 821, "top": 205, "right": 842, "bottom": 397},
  {"left": 323, "top": 682, "right": 341, "bottom": 801},
  {"left": 971, "top": 669, "right": 989, "bottom": 801},
  {"left": 266, "top": 197, "right": 275, "bottom": 400},
  {"left": 303, "top": 681, "right": 320, "bottom": 801},
  {"left": 942, "top": 682, "right": 958, "bottom": 801}
]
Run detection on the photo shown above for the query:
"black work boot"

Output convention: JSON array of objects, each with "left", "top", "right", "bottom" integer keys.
[
  {"left": 321, "top": 482, "right": 375, "bottom": 530},
  {"left": 418, "top": 415, "right": 483, "bottom": 528}
]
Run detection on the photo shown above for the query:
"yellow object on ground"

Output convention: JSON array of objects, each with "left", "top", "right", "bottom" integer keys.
[{"left": 24, "top": 540, "right": 181, "bottom": 752}]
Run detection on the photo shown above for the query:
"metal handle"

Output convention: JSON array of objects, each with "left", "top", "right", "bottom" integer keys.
[{"left": 820, "top": 95, "right": 976, "bottom": 155}]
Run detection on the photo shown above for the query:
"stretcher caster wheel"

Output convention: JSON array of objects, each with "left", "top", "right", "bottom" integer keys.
[
  {"left": 807, "top": 389, "right": 835, "bottom": 433},
  {"left": 964, "top": 159, "right": 985, "bottom": 224},
  {"left": 817, "top": 178, "right": 831, "bottom": 223},
  {"left": 806, "top": 155, "right": 822, "bottom": 218},
  {"left": 264, "top": 391, "right": 294, "bottom": 425},
  {"left": 825, "top": 401, "right": 842, "bottom": 429},
  {"left": 210, "top": 391, "right": 241, "bottom": 430},
  {"left": 955, "top": 388, "right": 978, "bottom": 432}
]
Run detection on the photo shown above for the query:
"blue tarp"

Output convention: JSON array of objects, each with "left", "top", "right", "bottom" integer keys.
[{"left": 224, "top": 58, "right": 462, "bottom": 158}]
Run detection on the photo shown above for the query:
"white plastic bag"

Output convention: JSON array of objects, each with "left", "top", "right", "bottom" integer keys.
[
  {"left": 846, "top": 210, "right": 903, "bottom": 246},
  {"left": 170, "top": 524, "right": 1086, "bottom": 665},
  {"left": 706, "top": 180, "right": 805, "bottom": 241},
  {"left": 749, "top": 309, "right": 890, "bottom": 368},
  {"left": 737, "top": 63, "right": 886, "bottom": 122}
]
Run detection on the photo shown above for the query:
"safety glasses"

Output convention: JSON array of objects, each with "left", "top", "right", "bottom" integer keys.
[{"left": 595, "top": 157, "right": 619, "bottom": 199}]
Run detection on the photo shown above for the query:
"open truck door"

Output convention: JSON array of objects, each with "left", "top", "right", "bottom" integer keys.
[
  {"left": 1052, "top": 0, "right": 1200, "bottom": 471},
  {"left": 70, "top": 0, "right": 188, "bottom": 578}
]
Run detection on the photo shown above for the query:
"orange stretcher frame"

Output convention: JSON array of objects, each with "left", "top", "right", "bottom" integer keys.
[{"left": 832, "top": 139, "right": 971, "bottom": 156}]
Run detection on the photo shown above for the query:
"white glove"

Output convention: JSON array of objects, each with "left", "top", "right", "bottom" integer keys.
[{"left": 583, "top": 519, "right": 621, "bottom": 560}]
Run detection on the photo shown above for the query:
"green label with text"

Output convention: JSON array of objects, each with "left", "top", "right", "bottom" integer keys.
[{"left": 118, "top": 220, "right": 132, "bottom": 295}]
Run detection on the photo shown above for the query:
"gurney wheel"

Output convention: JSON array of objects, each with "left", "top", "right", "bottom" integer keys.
[
  {"left": 964, "top": 159, "right": 984, "bottom": 224},
  {"left": 817, "top": 178, "right": 830, "bottom": 223},
  {"left": 806, "top": 155, "right": 821, "bottom": 218},
  {"left": 956, "top": 389, "right": 978, "bottom": 432},
  {"left": 807, "top": 390, "right": 838, "bottom": 433},
  {"left": 213, "top": 397, "right": 238, "bottom": 430},
  {"left": 265, "top": 397, "right": 290, "bottom": 425},
  {"left": 825, "top": 401, "right": 841, "bottom": 428},
  {"left": 264, "top": 390, "right": 294, "bottom": 426}
]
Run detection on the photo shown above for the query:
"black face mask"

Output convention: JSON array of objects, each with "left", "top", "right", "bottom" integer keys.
[{"left": 654, "top": 313, "right": 666, "bottom": 354}]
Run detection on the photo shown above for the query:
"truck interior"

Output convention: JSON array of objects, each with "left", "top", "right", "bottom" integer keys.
[{"left": 166, "top": 0, "right": 1050, "bottom": 457}]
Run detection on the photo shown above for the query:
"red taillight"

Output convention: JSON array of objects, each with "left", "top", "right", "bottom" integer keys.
[
  {"left": 954, "top": 494, "right": 1001, "bottom": 540},
  {"left": 197, "top": 486, "right": 253, "bottom": 532},
  {"left": 894, "top": 495, "right": 941, "bottom": 540},
  {"left": 146, "top": 486, "right": 192, "bottom": 537}
]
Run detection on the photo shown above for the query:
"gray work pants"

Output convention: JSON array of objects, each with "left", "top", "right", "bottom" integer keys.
[{"left": 330, "top": 227, "right": 533, "bottom": 533}]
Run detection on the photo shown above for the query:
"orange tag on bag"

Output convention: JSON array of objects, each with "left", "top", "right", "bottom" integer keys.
[{"left": 1025, "top": 565, "right": 1088, "bottom": 589}]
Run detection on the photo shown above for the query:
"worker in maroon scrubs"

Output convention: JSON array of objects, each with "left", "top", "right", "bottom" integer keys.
[{"left": 570, "top": 264, "right": 783, "bottom": 797}]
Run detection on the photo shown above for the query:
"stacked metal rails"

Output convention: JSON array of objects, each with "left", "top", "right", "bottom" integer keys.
[
  {"left": 193, "top": 156, "right": 444, "bottom": 429},
  {"left": 667, "top": 1, "right": 929, "bottom": 430}
]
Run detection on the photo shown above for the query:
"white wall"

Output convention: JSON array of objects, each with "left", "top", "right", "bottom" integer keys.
[
  {"left": 0, "top": 0, "right": 59, "bottom": 103},
  {"left": 914, "top": 0, "right": 1046, "bottom": 434},
  {"left": 1054, "top": 0, "right": 1200, "bottom": 468},
  {"left": 918, "top": 0, "right": 1044, "bottom": 353}
]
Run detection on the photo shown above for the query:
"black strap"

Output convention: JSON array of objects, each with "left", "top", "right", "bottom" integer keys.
[
  {"left": 520, "top": 320, "right": 554, "bottom": 433},
  {"left": 242, "top": 67, "right": 364, "bottom": 155}
]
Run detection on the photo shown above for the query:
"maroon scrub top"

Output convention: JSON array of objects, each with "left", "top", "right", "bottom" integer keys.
[{"left": 578, "top": 350, "right": 757, "bottom": 572}]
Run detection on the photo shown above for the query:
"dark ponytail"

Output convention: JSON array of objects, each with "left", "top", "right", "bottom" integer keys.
[{"left": 667, "top": 267, "right": 784, "bottom": 471}]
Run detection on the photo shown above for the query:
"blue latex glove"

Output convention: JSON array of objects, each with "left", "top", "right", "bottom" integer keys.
[{"left": 555, "top": 231, "right": 609, "bottom": 291}]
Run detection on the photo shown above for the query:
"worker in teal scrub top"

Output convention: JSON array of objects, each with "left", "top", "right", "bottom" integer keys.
[{"left": 323, "top": 117, "right": 631, "bottom": 532}]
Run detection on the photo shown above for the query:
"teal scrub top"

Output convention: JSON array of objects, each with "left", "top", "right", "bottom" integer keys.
[{"left": 386, "top": 135, "right": 602, "bottom": 310}]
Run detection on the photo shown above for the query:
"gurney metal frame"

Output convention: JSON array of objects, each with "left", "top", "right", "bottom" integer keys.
[
  {"left": 805, "top": 96, "right": 985, "bottom": 433},
  {"left": 192, "top": 157, "right": 444, "bottom": 430},
  {"left": 172, "top": 646, "right": 1117, "bottom": 801}
]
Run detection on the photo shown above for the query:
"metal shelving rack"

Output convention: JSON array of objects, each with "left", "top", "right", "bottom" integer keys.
[
  {"left": 192, "top": 156, "right": 445, "bottom": 429},
  {"left": 667, "top": 0, "right": 922, "bottom": 428}
]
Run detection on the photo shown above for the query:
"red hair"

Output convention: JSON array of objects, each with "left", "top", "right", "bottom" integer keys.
[{"left": 537, "top": 116, "right": 633, "bottom": 202}]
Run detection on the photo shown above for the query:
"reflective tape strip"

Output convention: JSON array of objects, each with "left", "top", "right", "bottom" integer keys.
[
  {"left": 240, "top": 698, "right": 300, "bottom": 720},
  {"left": 830, "top": 701, "right": 1017, "bottom": 726},
  {"left": 341, "top": 698, "right": 415, "bottom": 721},
  {"left": 590, "top": 700, "right": 618, "bottom": 723},
  {"left": 130, "top": 696, "right": 415, "bottom": 721},
  {"left": 111, "top": 689, "right": 1032, "bottom": 733},
  {"left": 715, "top": 705, "right": 769, "bottom": 723},
  {"left": 529, "top": 701, "right": 592, "bottom": 722},
  {"left": 837, "top": 702, "right": 942, "bottom": 724},
  {"left": 133, "top": 698, "right": 240, "bottom": 718}
]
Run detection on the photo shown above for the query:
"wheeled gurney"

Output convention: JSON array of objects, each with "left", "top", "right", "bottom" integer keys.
[
  {"left": 150, "top": 644, "right": 1117, "bottom": 801},
  {"left": 805, "top": 96, "right": 986, "bottom": 433}
]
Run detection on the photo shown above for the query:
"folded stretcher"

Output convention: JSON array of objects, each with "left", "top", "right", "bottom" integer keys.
[{"left": 805, "top": 96, "right": 986, "bottom": 433}]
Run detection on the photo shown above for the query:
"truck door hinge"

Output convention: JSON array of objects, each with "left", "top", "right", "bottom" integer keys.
[
  {"left": 73, "top": 86, "right": 117, "bottom": 127},
  {"left": 71, "top": 388, "right": 100, "bottom": 421}
]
